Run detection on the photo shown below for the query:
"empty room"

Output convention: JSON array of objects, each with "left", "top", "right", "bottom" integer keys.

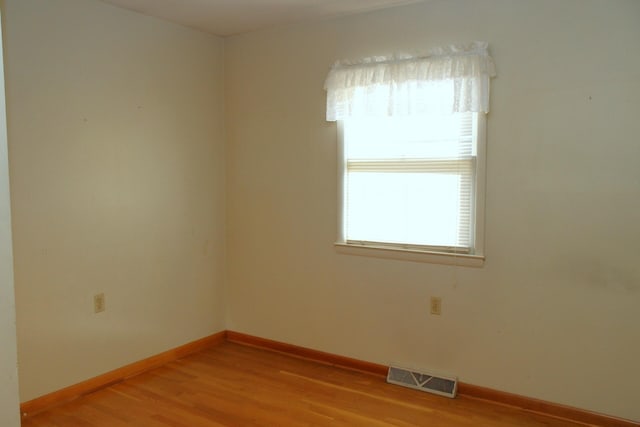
[{"left": 0, "top": 0, "right": 639, "bottom": 425}]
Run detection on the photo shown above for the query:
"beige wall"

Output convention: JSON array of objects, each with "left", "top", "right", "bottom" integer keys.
[
  {"left": 5, "top": 0, "right": 640, "bottom": 422},
  {"left": 4, "top": 0, "right": 226, "bottom": 401},
  {"left": 225, "top": 0, "right": 640, "bottom": 421},
  {"left": 0, "top": 2, "right": 21, "bottom": 424}
]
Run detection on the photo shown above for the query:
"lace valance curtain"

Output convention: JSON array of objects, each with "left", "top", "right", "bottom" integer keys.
[{"left": 324, "top": 41, "right": 496, "bottom": 121}]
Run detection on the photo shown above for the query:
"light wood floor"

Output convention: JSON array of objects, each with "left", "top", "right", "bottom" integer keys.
[{"left": 22, "top": 342, "right": 584, "bottom": 426}]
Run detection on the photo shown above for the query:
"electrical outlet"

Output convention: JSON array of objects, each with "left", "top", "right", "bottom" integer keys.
[
  {"left": 430, "top": 297, "right": 442, "bottom": 315},
  {"left": 94, "top": 293, "right": 105, "bottom": 313}
]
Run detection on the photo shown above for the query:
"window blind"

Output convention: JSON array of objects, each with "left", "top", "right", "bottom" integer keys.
[{"left": 343, "top": 112, "right": 476, "bottom": 252}]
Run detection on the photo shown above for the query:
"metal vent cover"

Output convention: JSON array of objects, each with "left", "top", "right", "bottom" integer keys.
[{"left": 387, "top": 366, "right": 457, "bottom": 398}]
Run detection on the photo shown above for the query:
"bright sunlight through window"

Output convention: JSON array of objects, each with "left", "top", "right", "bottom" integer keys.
[
  {"left": 341, "top": 112, "right": 482, "bottom": 254},
  {"left": 326, "top": 42, "right": 494, "bottom": 263}
]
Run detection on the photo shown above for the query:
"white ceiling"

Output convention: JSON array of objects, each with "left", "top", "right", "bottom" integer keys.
[{"left": 98, "top": 0, "right": 426, "bottom": 37}]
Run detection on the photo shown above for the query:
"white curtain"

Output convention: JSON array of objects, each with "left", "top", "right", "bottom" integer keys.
[{"left": 324, "top": 41, "right": 496, "bottom": 121}]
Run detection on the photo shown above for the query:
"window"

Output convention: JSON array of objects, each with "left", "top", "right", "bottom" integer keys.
[
  {"left": 341, "top": 111, "right": 484, "bottom": 255},
  {"left": 325, "top": 42, "right": 495, "bottom": 265}
]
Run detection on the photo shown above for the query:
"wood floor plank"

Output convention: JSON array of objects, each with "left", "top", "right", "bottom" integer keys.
[{"left": 22, "top": 342, "right": 587, "bottom": 426}]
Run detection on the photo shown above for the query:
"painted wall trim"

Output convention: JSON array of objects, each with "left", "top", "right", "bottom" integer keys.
[
  {"left": 227, "top": 331, "right": 639, "bottom": 427},
  {"left": 19, "top": 331, "right": 227, "bottom": 418}
]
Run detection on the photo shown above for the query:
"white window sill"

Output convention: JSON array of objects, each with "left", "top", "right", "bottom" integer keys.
[{"left": 334, "top": 242, "right": 485, "bottom": 268}]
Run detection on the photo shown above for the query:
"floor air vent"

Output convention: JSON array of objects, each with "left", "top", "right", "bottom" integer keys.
[{"left": 387, "top": 366, "right": 457, "bottom": 398}]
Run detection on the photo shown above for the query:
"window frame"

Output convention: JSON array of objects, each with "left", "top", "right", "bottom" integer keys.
[{"left": 335, "top": 114, "right": 487, "bottom": 267}]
